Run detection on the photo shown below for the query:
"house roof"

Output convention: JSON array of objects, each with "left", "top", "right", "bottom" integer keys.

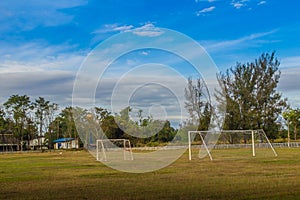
[{"left": 53, "top": 138, "right": 74, "bottom": 143}]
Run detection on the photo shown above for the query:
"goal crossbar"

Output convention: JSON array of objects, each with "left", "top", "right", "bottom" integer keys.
[{"left": 188, "top": 129, "right": 277, "bottom": 161}]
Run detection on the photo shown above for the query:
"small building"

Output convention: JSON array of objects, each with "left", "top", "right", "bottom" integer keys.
[
  {"left": 27, "top": 137, "right": 47, "bottom": 150},
  {"left": 0, "top": 133, "right": 19, "bottom": 152},
  {"left": 53, "top": 138, "right": 79, "bottom": 149}
]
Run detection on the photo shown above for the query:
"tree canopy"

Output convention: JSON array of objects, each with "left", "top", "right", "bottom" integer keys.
[{"left": 216, "top": 52, "right": 288, "bottom": 138}]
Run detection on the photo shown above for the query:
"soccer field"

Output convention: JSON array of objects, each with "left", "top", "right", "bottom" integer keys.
[{"left": 0, "top": 148, "right": 300, "bottom": 200}]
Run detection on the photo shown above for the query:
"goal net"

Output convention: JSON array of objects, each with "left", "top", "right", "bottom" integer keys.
[
  {"left": 188, "top": 129, "right": 277, "bottom": 160},
  {"left": 96, "top": 139, "right": 133, "bottom": 161}
]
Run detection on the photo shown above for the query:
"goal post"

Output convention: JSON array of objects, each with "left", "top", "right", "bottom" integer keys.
[
  {"left": 188, "top": 129, "right": 277, "bottom": 160},
  {"left": 251, "top": 130, "right": 255, "bottom": 157},
  {"left": 96, "top": 139, "right": 133, "bottom": 161},
  {"left": 257, "top": 129, "right": 278, "bottom": 157},
  {"left": 188, "top": 131, "right": 213, "bottom": 161}
]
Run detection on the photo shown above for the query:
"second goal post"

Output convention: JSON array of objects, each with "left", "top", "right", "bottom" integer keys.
[{"left": 188, "top": 129, "right": 278, "bottom": 160}]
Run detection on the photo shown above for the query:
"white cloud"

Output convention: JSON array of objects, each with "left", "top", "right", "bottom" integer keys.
[
  {"left": 0, "top": 70, "right": 75, "bottom": 106},
  {"left": 196, "top": 6, "right": 216, "bottom": 16},
  {"left": 141, "top": 51, "right": 149, "bottom": 56},
  {"left": 114, "top": 25, "right": 134, "bottom": 32},
  {"left": 71, "top": 62, "right": 191, "bottom": 122},
  {"left": 195, "top": 0, "right": 216, "bottom": 2},
  {"left": 278, "top": 67, "right": 300, "bottom": 91},
  {"left": 0, "top": 0, "right": 87, "bottom": 31},
  {"left": 0, "top": 41, "right": 86, "bottom": 106},
  {"left": 202, "top": 29, "right": 278, "bottom": 52},
  {"left": 278, "top": 67, "right": 300, "bottom": 108},
  {"left": 231, "top": 0, "right": 249, "bottom": 9},
  {"left": 92, "top": 23, "right": 163, "bottom": 40},
  {"left": 132, "top": 23, "right": 164, "bottom": 37},
  {"left": 232, "top": 3, "right": 243, "bottom": 9},
  {"left": 94, "top": 75, "right": 188, "bottom": 122},
  {"left": 92, "top": 24, "right": 134, "bottom": 34},
  {"left": 0, "top": 42, "right": 85, "bottom": 72},
  {"left": 281, "top": 56, "right": 300, "bottom": 68},
  {"left": 258, "top": 1, "right": 267, "bottom": 5}
]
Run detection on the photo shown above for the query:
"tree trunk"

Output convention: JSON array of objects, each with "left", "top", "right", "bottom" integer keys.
[{"left": 294, "top": 125, "right": 297, "bottom": 141}]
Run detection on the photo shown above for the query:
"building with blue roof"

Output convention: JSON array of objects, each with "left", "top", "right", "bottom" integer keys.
[{"left": 53, "top": 138, "right": 79, "bottom": 149}]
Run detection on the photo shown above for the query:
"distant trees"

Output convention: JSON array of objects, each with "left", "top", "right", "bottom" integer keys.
[
  {"left": 94, "top": 107, "right": 121, "bottom": 139},
  {"left": 48, "top": 107, "right": 79, "bottom": 141},
  {"left": 48, "top": 105, "right": 177, "bottom": 148},
  {"left": 1, "top": 95, "right": 59, "bottom": 150},
  {"left": 0, "top": 94, "right": 179, "bottom": 149},
  {"left": 113, "top": 107, "right": 176, "bottom": 146},
  {"left": 283, "top": 108, "right": 300, "bottom": 140},
  {"left": 216, "top": 52, "right": 288, "bottom": 138}
]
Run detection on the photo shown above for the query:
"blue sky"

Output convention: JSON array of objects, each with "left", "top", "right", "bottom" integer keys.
[{"left": 0, "top": 0, "right": 299, "bottom": 113}]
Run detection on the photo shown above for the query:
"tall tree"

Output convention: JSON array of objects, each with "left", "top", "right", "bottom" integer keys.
[
  {"left": 33, "top": 97, "right": 58, "bottom": 149},
  {"left": 57, "top": 107, "right": 78, "bottom": 139},
  {"left": 3, "top": 95, "right": 33, "bottom": 150},
  {"left": 217, "top": 52, "right": 288, "bottom": 138},
  {"left": 45, "top": 103, "right": 58, "bottom": 149},
  {"left": 184, "top": 77, "right": 212, "bottom": 131},
  {"left": 0, "top": 107, "right": 8, "bottom": 133},
  {"left": 33, "top": 97, "right": 50, "bottom": 137}
]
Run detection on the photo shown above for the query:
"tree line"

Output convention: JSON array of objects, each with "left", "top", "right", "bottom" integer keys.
[
  {"left": 0, "top": 52, "right": 299, "bottom": 150},
  {"left": 0, "top": 96, "right": 177, "bottom": 149}
]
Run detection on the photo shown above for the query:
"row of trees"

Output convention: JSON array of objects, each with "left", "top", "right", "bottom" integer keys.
[
  {"left": 0, "top": 95, "right": 80, "bottom": 150},
  {"left": 0, "top": 51, "right": 298, "bottom": 150},
  {"left": 77, "top": 106, "right": 177, "bottom": 147},
  {"left": 0, "top": 95, "right": 177, "bottom": 149},
  {"left": 1, "top": 95, "right": 57, "bottom": 150}
]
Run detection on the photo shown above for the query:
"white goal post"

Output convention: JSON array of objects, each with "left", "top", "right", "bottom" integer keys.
[
  {"left": 188, "top": 129, "right": 278, "bottom": 160},
  {"left": 188, "top": 130, "right": 213, "bottom": 161},
  {"left": 96, "top": 139, "right": 133, "bottom": 161}
]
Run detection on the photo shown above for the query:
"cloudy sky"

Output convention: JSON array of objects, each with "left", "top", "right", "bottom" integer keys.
[{"left": 0, "top": 0, "right": 299, "bottom": 119}]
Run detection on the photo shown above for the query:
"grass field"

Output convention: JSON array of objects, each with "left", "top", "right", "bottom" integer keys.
[{"left": 0, "top": 148, "right": 300, "bottom": 200}]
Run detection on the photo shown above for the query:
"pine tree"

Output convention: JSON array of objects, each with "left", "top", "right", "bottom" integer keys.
[{"left": 217, "top": 52, "right": 288, "bottom": 138}]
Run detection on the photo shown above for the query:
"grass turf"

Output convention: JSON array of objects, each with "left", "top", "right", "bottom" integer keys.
[{"left": 0, "top": 148, "right": 300, "bottom": 200}]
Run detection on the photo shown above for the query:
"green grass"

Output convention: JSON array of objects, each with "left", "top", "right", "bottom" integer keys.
[{"left": 0, "top": 148, "right": 300, "bottom": 200}]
